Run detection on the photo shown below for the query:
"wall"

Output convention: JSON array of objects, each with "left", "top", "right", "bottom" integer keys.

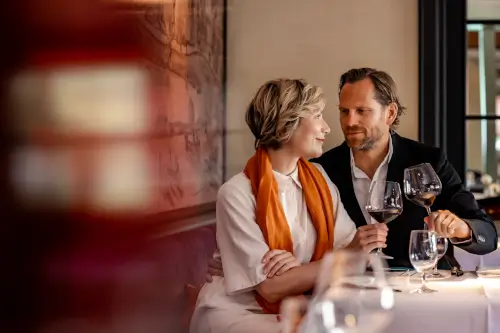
[
  {"left": 468, "top": 0, "right": 500, "bottom": 20},
  {"left": 225, "top": 0, "right": 419, "bottom": 177}
]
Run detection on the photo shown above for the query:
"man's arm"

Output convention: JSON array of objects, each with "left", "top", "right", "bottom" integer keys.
[{"left": 434, "top": 149, "right": 498, "bottom": 255}]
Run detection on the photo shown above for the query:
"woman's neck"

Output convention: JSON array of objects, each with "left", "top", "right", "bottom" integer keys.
[{"left": 267, "top": 147, "right": 299, "bottom": 175}]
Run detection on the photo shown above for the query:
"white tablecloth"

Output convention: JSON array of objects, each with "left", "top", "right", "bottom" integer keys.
[
  {"left": 455, "top": 245, "right": 500, "bottom": 271},
  {"left": 383, "top": 272, "right": 499, "bottom": 333}
]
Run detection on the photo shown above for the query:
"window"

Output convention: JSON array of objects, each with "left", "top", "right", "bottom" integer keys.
[{"left": 466, "top": 23, "right": 500, "bottom": 196}]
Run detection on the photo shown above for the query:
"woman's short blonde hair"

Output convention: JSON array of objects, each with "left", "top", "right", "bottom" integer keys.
[{"left": 245, "top": 78, "right": 326, "bottom": 150}]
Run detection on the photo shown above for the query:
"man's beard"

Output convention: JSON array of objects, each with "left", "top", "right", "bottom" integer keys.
[
  {"left": 345, "top": 127, "right": 383, "bottom": 151},
  {"left": 347, "top": 137, "right": 375, "bottom": 151}
]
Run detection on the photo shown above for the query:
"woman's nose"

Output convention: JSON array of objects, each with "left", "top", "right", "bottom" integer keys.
[{"left": 322, "top": 120, "right": 330, "bottom": 134}]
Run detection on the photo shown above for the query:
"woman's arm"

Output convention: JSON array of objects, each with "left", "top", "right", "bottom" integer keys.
[
  {"left": 255, "top": 163, "right": 360, "bottom": 303},
  {"left": 216, "top": 178, "right": 324, "bottom": 301},
  {"left": 256, "top": 259, "right": 321, "bottom": 303}
]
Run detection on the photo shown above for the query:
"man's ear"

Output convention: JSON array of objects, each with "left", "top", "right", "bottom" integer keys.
[{"left": 386, "top": 103, "right": 398, "bottom": 126}]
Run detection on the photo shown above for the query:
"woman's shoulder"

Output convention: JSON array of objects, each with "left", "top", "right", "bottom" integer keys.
[
  {"left": 308, "top": 162, "right": 340, "bottom": 197},
  {"left": 310, "top": 161, "right": 326, "bottom": 174},
  {"left": 309, "top": 162, "right": 331, "bottom": 185},
  {"left": 217, "top": 172, "right": 253, "bottom": 202}
]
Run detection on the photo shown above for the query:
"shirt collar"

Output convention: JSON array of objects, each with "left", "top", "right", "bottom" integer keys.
[
  {"left": 350, "top": 135, "right": 393, "bottom": 179},
  {"left": 273, "top": 167, "right": 302, "bottom": 189}
]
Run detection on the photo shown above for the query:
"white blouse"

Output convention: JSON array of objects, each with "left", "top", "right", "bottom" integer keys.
[{"left": 189, "top": 163, "right": 357, "bottom": 333}]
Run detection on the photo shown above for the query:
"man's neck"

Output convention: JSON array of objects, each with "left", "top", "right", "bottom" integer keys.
[{"left": 352, "top": 134, "right": 390, "bottom": 179}]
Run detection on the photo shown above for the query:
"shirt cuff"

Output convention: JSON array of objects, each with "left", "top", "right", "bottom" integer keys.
[{"left": 449, "top": 229, "right": 473, "bottom": 245}]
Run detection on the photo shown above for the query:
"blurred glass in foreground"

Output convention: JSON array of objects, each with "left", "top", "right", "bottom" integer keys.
[{"left": 282, "top": 250, "right": 394, "bottom": 333}]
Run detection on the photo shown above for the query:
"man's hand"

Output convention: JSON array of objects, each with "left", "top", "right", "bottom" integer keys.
[
  {"left": 205, "top": 255, "right": 223, "bottom": 283},
  {"left": 345, "top": 224, "right": 388, "bottom": 253},
  {"left": 262, "top": 250, "right": 301, "bottom": 278},
  {"left": 424, "top": 210, "right": 471, "bottom": 239}
]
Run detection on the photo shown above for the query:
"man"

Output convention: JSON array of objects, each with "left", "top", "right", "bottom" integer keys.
[
  {"left": 207, "top": 68, "right": 497, "bottom": 278},
  {"left": 310, "top": 67, "right": 497, "bottom": 268}
]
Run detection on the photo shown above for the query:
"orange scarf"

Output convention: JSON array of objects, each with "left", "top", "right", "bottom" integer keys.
[{"left": 243, "top": 148, "right": 336, "bottom": 315}]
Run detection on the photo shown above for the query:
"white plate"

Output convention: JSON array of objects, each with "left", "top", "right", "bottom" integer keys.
[
  {"left": 477, "top": 267, "right": 500, "bottom": 277},
  {"left": 341, "top": 276, "right": 375, "bottom": 287}
]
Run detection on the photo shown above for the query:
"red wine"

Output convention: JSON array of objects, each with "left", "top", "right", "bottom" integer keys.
[
  {"left": 368, "top": 208, "right": 401, "bottom": 224},
  {"left": 406, "top": 191, "right": 438, "bottom": 207}
]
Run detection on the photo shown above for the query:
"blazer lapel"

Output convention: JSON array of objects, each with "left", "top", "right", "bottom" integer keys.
[
  {"left": 386, "top": 132, "right": 406, "bottom": 184},
  {"left": 334, "top": 143, "right": 367, "bottom": 228},
  {"left": 386, "top": 132, "right": 415, "bottom": 185}
]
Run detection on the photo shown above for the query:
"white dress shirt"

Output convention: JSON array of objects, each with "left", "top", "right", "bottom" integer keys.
[
  {"left": 349, "top": 137, "right": 471, "bottom": 244},
  {"left": 350, "top": 137, "right": 394, "bottom": 224},
  {"left": 190, "top": 163, "right": 357, "bottom": 333}
]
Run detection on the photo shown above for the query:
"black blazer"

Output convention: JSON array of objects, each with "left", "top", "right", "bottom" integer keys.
[{"left": 312, "top": 132, "right": 498, "bottom": 268}]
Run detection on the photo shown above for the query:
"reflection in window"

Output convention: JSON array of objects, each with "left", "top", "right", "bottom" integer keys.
[{"left": 466, "top": 23, "right": 500, "bottom": 199}]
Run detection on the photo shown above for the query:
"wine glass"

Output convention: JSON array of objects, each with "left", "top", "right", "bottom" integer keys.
[
  {"left": 403, "top": 163, "right": 442, "bottom": 230},
  {"left": 426, "top": 236, "right": 449, "bottom": 279},
  {"left": 409, "top": 230, "right": 439, "bottom": 293},
  {"left": 282, "top": 250, "right": 394, "bottom": 333},
  {"left": 365, "top": 181, "right": 403, "bottom": 260}
]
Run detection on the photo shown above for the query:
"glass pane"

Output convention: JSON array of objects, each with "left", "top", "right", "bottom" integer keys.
[
  {"left": 466, "top": 23, "right": 500, "bottom": 118},
  {"left": 465, "top": 119, "right": 500, "bottom": 199},
  {"left": 466, "top": 23, "right": 500, "bottom": 200}
]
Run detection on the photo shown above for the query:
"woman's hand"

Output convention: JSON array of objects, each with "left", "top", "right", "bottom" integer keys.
[{"left": 262, "top": 250, "right": 301, "bottom": 278}]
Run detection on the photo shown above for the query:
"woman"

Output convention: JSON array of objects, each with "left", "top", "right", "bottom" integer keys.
[{"left": 190, "top": 79, "right": 357, "bottom": 333}]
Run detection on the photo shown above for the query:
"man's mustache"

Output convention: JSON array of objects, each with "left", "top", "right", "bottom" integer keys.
[{"left": 345, "top": 126, "right": 365, "bottom": 133}]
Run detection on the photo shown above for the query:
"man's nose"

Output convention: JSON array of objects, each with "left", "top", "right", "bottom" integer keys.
[{"left": 343, "top": 110, "right": 359, "bottom": 126}]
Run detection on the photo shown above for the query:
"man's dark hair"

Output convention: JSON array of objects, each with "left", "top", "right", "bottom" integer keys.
[{"left": 338, "top": 67, "right": 406, "bottom": 128}]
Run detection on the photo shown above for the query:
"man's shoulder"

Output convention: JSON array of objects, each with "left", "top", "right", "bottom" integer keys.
[
  {"left": 313, "top": 142, "right": 347, "bottom": 164},
  {"left": 395, "top": 134, "right": 442, "bottom": 157}
]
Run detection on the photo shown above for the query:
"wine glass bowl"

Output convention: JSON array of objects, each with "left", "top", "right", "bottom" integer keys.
[
  {"left": 282, "top": 250, "right": 394, "bottom": 333},
  {"left": 409, "top": 230, "right": 439, "bottom": 293},
  {"left": 365, "top": 181, "right": 403, "bottom": 259},
  {"left": 426, "top": 236, "right": 449, "bottom": 279},
  {"left": 403, "top": 163, "right": 442, "bottom": 227}
]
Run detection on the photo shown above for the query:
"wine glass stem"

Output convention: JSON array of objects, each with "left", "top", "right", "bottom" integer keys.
[
  {"left": 377, "top": 248, "right": 383, "bottom": 254},
  {"left": 420, "top": 272, "right": 428, "bottom": 290},
  {"left": 433, "top": 255, "right": 443, "bottom": 274},
  {"left": 423, "top": 206, "right": 432, "bottom": 230}
]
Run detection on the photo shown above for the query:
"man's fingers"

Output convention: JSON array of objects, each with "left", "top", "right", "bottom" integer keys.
[
  {"left": 207, "top": 267, "right": 223, "bottom": 277},
  {"left": 425, "top": 212, "right": 438, "bottom": 230},
  {"left": 436, "top": 215, "right": 455, "bottom": 236},
  {"left": 205, "top": 273, "right": 213, "bottom": 283},
  {"left": 208, "top": 258, "right": 222, "bottom": 270}
]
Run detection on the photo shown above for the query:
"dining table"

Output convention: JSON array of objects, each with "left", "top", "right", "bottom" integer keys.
[
  {"left": 381, "top": 271, "right": 500, "bottom": 333},
  {"left": 454, "top": 242, "right": 500, "bottom": 271}
]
